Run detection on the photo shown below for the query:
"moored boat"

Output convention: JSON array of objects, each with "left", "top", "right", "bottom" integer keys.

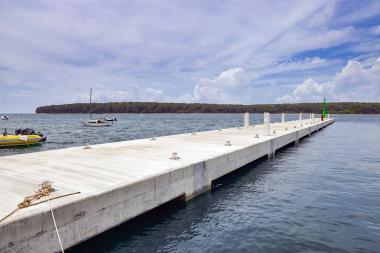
[
  {"left": 81, "top": 119, "right": 113, "bottom": 127},
  {"left": 81, "top": 88, "right": 114, "bottom": 127},
  {"left": 1, "top": 115, "right": 9, "bottom": 120},
  {"left": 0, "top": 128, "right": 47, "bottom": 147},
  {"left": 102, "top": 117, "right": 117, "bottom": 122}
]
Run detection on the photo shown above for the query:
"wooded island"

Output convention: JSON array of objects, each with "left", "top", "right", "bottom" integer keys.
[{"left": 35, "top": 102, "right": 380, "bottom": 114}]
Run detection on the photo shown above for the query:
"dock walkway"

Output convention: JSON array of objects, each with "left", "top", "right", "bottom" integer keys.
[{"left": 0, "top": 116, "right": 334, "bottom": 252}]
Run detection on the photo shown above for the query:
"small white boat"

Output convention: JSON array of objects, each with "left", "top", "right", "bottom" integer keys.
[
  {"left": 1, "top": 115, "right": 9, "bottom": 120},
  {"left": 100, "top": 117, "right": 117, "bottom": 122},
  {"left": 81, "top": 119, "right": 112, "bottom": 127},
  {"left": 81, "top": 88, "right": 113, "bottom": 127}
]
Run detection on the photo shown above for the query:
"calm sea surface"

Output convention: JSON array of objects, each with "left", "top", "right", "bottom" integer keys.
[
  {"left": 0, "top": 113, "right": 299, "bottom": 157},
  {"left": 1, "top": 114, "right": 380, "bottom": 252}
]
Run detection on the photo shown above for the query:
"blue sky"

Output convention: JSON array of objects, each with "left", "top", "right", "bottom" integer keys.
[{"left": 0, "top": 0, "right": 380, "bottom": 113}]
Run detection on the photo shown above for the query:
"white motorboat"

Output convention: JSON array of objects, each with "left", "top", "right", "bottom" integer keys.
[
  {"left": 1, "top": 115, "right": 9, "bottom": 120},
  {"left": 100, "top": 117, "right": 117, "bottom": 122}
]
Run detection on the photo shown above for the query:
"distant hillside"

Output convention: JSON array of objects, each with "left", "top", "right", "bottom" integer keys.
[{"left": 35, "top": 102, "right": 380, "bottom": 114}]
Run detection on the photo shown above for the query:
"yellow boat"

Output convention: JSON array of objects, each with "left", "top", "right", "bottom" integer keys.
[
  {"left": 0, "top": 134, "right": 43, "bottom": 147},
  {"left": 0, "top": 128, "right": 47, "bottom": 148}
]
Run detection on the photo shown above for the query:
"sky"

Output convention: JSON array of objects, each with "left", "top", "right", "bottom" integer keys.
[{"left": 0, "top": 0, "right": 380, "bottom": 113}]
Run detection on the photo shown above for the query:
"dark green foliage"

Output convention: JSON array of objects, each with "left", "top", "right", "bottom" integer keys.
[{"left": 35, "top": 102, "right": 380, "bottom": 114}]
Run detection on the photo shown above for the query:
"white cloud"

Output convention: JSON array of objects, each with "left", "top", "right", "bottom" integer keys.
[
  {"left": 0, "top": 1, "right": 379, "bottom": 112},
  {"left": 71, "top": 86, "right": 186, "bottom": 104},
  {"left": 307, "top": 2, "right": 335, "bottom": 27},
  {"left": 73, "top": 86, "right": 135, "bottom": 103},
  {"left": 336, "top": 1, "right": 380, "bottom": 25},
  {"left": 277, "top": 57, "right": 380, "bottom": 102},
  {"left": 293, "top": 78, "right": 333, "bottom": 96},
  {"left": 255, "top": 57, "right": 331, "bottom": 76},
  {"left": 192, "top": 68, "right": 248, "bottom": 103},
  {"left": 142, "top": 88, "right": 166, "bottom": 102},
  {"left": 371, "top": 25, "right": 380, "bottom": 35}
]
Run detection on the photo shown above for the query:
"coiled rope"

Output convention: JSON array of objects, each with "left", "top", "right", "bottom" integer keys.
[{"left": 0, "top": 181, "right": 80, "bottom": 252}]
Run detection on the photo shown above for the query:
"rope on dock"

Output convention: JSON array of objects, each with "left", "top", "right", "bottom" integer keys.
[
  {"left": 18, "top": 181, "right": 56, "bottom": 208},
  {"left": 46, "top": 192, "right": 65, "bottom": 253},
  {"left": 0, "top": 181, "right": 80, "bottom": 252},
  {"left": 0, "top": 181, "right": 55, "bottom": 224},
  {"left": 0, "top": 182, "right": 80, "bottom": 224}
]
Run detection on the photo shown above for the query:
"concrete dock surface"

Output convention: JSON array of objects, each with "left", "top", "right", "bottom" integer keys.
[{"left": 0, "top": 117, "right": 334, "bottom": 252}]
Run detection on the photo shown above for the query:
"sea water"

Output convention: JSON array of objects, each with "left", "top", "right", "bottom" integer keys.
[{"left": 1, "top": 114, "right": 379, "bottom": 252}]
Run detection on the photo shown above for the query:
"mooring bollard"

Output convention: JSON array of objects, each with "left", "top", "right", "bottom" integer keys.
[
  {"left": 244, "top": 112, "right": 249, "bottom": 128},
  {"left": 264, "top": 112, "right": 270, "bottom": 136},
  {"left": 169, "top": 152, "right": 180, "bottom": 160},
  {"left": 224, "top": 140, "right": 231, "bottom": 146},
  {"left": 281, "top": 113, "right": 285, "bottom": 123},
  {"left": 83, "top": 143, "right": 92, "bottom": 149}
]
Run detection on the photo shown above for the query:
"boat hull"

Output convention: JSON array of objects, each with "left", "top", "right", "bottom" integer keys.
[
  {"left": 81, "top": 121, "right": 112, "bottom": 127},
  {"left": 0, "top": 135, "right": 42, "bottom": 147}
]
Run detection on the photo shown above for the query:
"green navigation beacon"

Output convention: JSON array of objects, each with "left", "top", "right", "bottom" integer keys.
[{"left": 322, "top": 98, "right": 327, "bottom": 121}]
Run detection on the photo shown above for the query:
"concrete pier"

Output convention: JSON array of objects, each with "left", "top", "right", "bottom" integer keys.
[{"left": 0, "top": 116, "right": 334, "bottom": 253}]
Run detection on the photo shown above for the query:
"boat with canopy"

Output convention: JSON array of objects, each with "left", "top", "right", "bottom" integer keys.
[{"left": 0, "top": 128, "right": 47, "bottom": 147}]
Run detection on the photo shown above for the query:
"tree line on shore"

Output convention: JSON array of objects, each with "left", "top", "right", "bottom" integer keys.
[{"left": 35, "top": 102, "right": 380, "bottom": 114}]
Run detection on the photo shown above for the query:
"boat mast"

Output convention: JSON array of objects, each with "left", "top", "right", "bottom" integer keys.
[{"left": 89, "top": 88, "right": 93, "bottom": 120}]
